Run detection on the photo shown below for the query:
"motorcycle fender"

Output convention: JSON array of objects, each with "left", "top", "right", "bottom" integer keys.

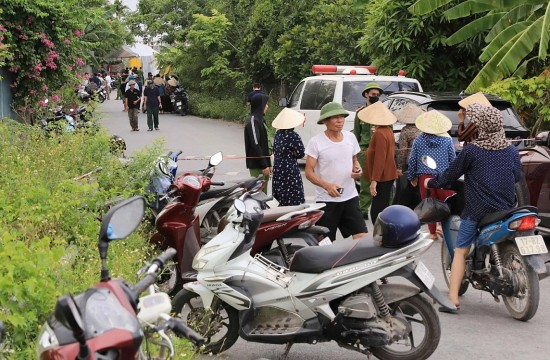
[
  {"left": 378, "top": 284, "right": 420, "bottom": 305},
  {"left": 390, "top": 264, "right": 457, "bottom": 311},
  {"left": 183, "top": 282, "right": 215, "bottom": 309},
  {"left": 525, "top": 254, "right": 548, "bottom": 277}
]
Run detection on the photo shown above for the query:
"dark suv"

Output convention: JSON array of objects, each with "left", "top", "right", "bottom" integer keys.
[
  {"left": 384, "top": 92, "right": 550, "bottom": 245},
  {"left": 383, "top": 91, "right": 530, "bottom": 148}
]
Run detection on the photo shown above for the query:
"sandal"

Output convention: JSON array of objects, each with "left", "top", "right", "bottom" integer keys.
[{"left": 439, "top": 305, "right": 460, "bottom": 314}]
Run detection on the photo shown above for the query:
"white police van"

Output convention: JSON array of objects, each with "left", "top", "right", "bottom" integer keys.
[{"left": 278, "top": 65, "right": 423, "bottom": 147}]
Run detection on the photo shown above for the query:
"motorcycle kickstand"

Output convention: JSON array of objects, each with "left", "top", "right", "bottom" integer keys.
[{"left": 278, "top": 342, "right": 294, "bottom": 360}]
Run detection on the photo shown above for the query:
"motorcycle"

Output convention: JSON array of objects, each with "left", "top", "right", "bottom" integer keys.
[
  {"left": 170, "top": 87, "right": 189, "bottom": 116},
  {"left": 423, "top": 155, "right": 549, "bottom": 321},
  {"left": 96, "top": 85, "right": 107, "bottom": 103},
  {"left": 172, "top": 193, "right": 455, "bottom": 360},
  {"left": 40, "top": 103, "right": 76, "bottom": 134},
  {"left": 37, "top": 196, "right": 205, "bottom": 359}
]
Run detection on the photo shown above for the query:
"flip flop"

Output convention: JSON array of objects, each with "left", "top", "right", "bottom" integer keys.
[{"left": 438, "top": 305, "right": 460, "bottom": 314}]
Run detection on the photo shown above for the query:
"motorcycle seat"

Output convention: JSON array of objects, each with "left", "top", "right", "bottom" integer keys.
[
  {"left": 200, "top": 183, "right": 241, "bottom": 201},
  {"left": 289, "top": 236, "right": 395, "bottom": 274},
  {"left": 262, "top": 205, "right": 308, "bottom": 223},
  {"left": 477, "top": 205, "right": 538, "bottom": 229}
]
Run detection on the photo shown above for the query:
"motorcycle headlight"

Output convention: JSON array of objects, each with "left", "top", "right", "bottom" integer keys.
[
  {"left": 36, "top": 322, "right": 59, "bottom": 356},
  {"left": 192, "top": 245, "right": 222, "bottom": 270}
]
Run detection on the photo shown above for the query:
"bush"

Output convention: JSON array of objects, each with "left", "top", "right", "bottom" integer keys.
[{"left": 0, "top": 119, "right": 163, "bottom": 357}]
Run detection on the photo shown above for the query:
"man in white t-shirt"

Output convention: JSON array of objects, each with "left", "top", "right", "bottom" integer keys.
[
  {"left": 305, "top": 102, "right": 368, "bottom": 241},
  {"left": 104, "top": 72, "right": 112, "bottom": 100}
]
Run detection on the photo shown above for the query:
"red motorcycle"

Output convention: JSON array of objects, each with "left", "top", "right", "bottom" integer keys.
[{"left": 37, "top": 196, "right": 204, "bottom": 360}]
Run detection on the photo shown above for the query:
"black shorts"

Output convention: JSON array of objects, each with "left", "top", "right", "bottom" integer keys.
[{"left": 317, "top": 196, "right": 367, "bottom": 240}]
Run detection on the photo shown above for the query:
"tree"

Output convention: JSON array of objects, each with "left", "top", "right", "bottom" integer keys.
[
  {"left": 409, "top": 0, "right": 550, "bottom": 90},
  {"left": 359, "top": 0, "right": 484, "bottom": 91}
]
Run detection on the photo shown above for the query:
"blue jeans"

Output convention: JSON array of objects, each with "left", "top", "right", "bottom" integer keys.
[{"left": 456, "top": 218, "right": 477, "bottom": 248}]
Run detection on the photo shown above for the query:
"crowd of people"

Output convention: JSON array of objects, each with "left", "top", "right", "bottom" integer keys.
[{"left": 245, "top": 83, "right": 520, "bottom": 312}]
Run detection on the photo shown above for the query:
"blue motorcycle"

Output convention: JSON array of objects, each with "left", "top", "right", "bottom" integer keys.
[{"left": 423, "top": 156, "right": 548, "bottom": 321}]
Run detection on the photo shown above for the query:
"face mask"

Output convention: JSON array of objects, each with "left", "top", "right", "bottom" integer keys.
[{"left": 369, "top": 96, "right": 379, "bottom": 104}]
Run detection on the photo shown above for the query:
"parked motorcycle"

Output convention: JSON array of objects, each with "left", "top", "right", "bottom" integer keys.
[
  {"left": 36, "top": 196, "right": 205, "bottom": 359},
  {"left": 422, "top": 155, "right": 548, "bottom": 321},
  {"left": 172, "top": 193, "right": 455, "bottom": 360},
  {"left": 170, "top": 87, "right": 189, "bottom": 116},
  {"left": 40, "top": 103, "right": 76, "bottom": 134},
  {"left": 96, "top": 85, "right": 107, "bottom": 103}
]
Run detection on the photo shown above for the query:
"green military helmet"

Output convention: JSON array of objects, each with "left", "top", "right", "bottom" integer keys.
[
  {"left": 362, "top": 82, "right": 383, "bottom": 98},
  {"left": 317, "top": 102, "right": 349, "bottom": 124}
]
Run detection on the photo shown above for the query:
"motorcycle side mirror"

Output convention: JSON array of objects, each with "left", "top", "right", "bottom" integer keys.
[
  {"left": 422, "top": 155, "right": 437, "bottom": 170},
  {"left": 234, "top": 199, "right": 246, "bottom": 214},
  {"left": 278, "top": 97, "right": 288, "bottom": 108},
  {"left": 209, "top": 152, "right": 223, "bottom": 167},
  {"left": 98, "top": 196, "right": 145, "bottom": 281}
]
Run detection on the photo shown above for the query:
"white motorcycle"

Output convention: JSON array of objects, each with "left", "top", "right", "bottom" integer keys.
[{"left": 172, "top": 195, "right": 456, "bottom": 360}]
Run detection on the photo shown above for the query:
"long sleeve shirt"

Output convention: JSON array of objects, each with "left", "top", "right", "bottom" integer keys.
[
  {"left": 397, "top": 125, "right": 421, "bottom": 171},
  {"left": 365, "top": 126, "right": 397, "bottom": 182},
  {"left": 407, "top": 133, "right": 456, "bottom": 180},
  {"left": 427, "top": 144, "right": 522, "bottom": 221}
]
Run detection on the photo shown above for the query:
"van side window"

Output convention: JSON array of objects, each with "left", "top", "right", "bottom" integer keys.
[
  {"left": 289, "top": 81, "right": 305, "bottom": 108},
  {"left": 301, "top": 80, "right": 336, "bottom": 110}
]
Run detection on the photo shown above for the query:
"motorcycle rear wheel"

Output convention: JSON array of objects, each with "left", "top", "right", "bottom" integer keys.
[
  {"left": 440, "top": 242, "right": 469, "bottom": 296},
  {"left": 172, "top": 290, "right": 239, "bottom": 354},
  {"left": 501, "top": 243, "right": 540, "bottom": 321},
  {"left": 98, "top": 93, "right": 105, "bottom": 103},
  {"left": 371, "top": 294, "right": 440, "bottom": 360}
]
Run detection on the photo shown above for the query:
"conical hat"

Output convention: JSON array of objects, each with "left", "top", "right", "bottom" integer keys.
[
  {"left": 167, "top": 79, "right": 177, "bottom": 87},
  {"left": 357, "top": 102, "right": 396, "bottom": 126},
  {"left": 394, "top": 103, "right": 423, "bottom": 124},
  {"left": 153, "top": 77, "right": 164, "bottom": 85},
  {"left": 458, "top": 92, "right": 492, "bottom": 108},
  {"left": 272, "top": 108, "right": 305, "bottom": 129},
  {"left": 415, "top": 110, "right": 452, "bottom": 136}
]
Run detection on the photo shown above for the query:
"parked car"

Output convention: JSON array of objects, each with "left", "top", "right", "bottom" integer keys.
[
  {"left": 383, "top": 91, "right": 530, "bottom": 149},
  {"left": 279, "top": 65, "right": 423, "bottom": 147}
]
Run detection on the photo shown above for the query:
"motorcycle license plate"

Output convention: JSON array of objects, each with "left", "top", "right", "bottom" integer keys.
[
  {"left": 176, "top": 101, "right": 182, "bottom": 106},
  {"left": 414, "top": 261, "right": 435, "bottom": 289},
  {"left": 515, "top": 235, "right": 548, "bottom": 256}
]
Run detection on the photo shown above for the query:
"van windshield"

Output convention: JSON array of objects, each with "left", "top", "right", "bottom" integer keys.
[{"left": 342, "top": 81, "right": 420, "bottom": 111}]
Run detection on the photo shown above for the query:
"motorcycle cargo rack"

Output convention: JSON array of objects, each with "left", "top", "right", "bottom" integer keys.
[{"left": 252, "top": 253, "right": 293, "bottom": 287}]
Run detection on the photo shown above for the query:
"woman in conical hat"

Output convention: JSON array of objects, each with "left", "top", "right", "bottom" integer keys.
[
  {"left": 457, "top": 92, "right": 492, "bottom": 144},
  {"left": 408, "top": 110, "right": 456, "bottom": 240},
  {"left": 357, "top": 102, "right": 398, "bottom": 224},
  {"left": 271, "top": 108, "right": 306, "bottom": 206}
]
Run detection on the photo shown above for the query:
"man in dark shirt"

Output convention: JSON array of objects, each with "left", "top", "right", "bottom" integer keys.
[
  {"left": 244, "top": 93, "right": 271, "bottom": 193},
  {"left": 143, "top": 80, "right": 162, "bottom": 131},
  {"left": 124, "top": 80, "right": 141, "bottom": 131},
  {"left": 246, "top": 83, "right": 269, "bottom": 114}
]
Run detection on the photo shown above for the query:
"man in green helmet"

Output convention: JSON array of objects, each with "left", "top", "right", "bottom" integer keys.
[{"left": 353, "top": 82, "right": 383, "bottom": 220}]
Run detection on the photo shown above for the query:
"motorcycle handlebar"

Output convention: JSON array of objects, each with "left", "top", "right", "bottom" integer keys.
[
  {"left": 133, "top": 248, "right": 176, "bottom": 295},
  {"left": 167, "top": 318, "right": 206, "bottom": 346},
  {"left": 175, "top": 150, "right": 183, "bottom": 157},
  {"left": 210, "top": 181, "right": 225, "bottom": 186}
]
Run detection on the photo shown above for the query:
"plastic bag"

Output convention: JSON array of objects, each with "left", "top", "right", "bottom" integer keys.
[{"left": 414, "top": 196, "right": 450, "bottom": 223}]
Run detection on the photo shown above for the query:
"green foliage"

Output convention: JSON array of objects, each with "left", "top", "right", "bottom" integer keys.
[
  {"left": 0, "top": 120, "right": 161, "bottom": 357},
  {"left": 409, "top": 0, "right": 550, "bottom": 90},
  {"left": 0, "top": 0, "right": 131, "bottom": 121},
  {"left": 484, "top": 73, "right": 550, "bottom": 134},
  {"left": 360, "top": 0, "right": 484, "bottom": 91}
]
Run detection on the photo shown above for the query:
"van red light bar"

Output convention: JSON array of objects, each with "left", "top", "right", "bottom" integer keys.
[{"left": 311, "top": 65, "right": 378, "bottom": 75}]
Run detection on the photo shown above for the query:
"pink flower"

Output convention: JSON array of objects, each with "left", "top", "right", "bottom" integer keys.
[
  {"left": 18, "top": 34, "right": 28, "bottom": 40},
  {"left": 52, "top": 94, "right": 60, "bottom": 102},
  {"left": 42, "top": 38, "right": 54, "bottom": 48},
  {"left": 15, "top": 24, "right": 22, "bottom": 31},
  {"left": 67, "top": 65, "right": 73, "bottom": 71},
  {"left": 75, "top": 57, "right": 84, "bottom": 67},
  {"left": 42, "top": 85, "right": 48, "bottom": 91},
  {"left": 39, "top": 100, "right": 47, "bottom": 108},
  {"left": 48, "top": 50, "right": 59, "bottom": 59},
  {"left": 9, "top": 65, "right": 19, "bottom": 73},
  {"left": 74, "top": 29, "right": 81, "bottom": 37},
  {"left": 0, "top": 24, "right": 6, "bottom": 32},
  {"left": 30, "top": 89, "right": 37, "bottom": 95},
  {"left": 64, "top": 37, "right": 70, "bottom": 44}
]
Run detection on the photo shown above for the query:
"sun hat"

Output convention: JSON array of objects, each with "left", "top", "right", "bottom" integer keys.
[
  {"left": 362, "top": 82, "right": 383, "bottom": 98},
  {"left": 467, "top": 103, "right": 508, "bottom": 150},
  {"left": 357, "top": 101, "right": 397, "bottom": 126},
  {"left": 317, "top": 102, "right": 349, "bottom": 124},
  {"left": 272, "top": 108, "right": 305, "bottom": 129},
  {"left": 128, "top": 80, "right": 136, "bottom": 85},
  {"left": 167, "top": 78, "right": 177, "bottom": 87},
  {"left": 394, "top": 103, "right": 424, "bottom": 124},
  {"left": 153, "top": 77, "right": 164, "bottom": 85},
  {"left": 458, "top": 92, "right": 492, "bottom": 108},
  {"left": 415, "top": 110, "right": 452, "bottom": 137}
]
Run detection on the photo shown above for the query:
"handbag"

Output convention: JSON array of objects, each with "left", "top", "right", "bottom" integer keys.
[{"left": 414, "top": 189, "right": 450, "bottom": 223}]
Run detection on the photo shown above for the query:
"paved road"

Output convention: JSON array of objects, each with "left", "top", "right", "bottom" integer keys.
[{"left": 99, "top": 100, "right": 550, "bottom": 359}]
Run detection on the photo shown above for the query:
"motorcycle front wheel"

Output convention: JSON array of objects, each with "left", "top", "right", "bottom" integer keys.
[
  {"left": 172, "top": 289, "right": 239, "bottom": 354},
  {"left": 98, "top": 93, "right": 106, "bottom": 103},
  {"left": 501, "top": 242, "right": 540, "bottom": 321},
  {"left": 371, "top": 294, "right": 440, "bottom": 360}
]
